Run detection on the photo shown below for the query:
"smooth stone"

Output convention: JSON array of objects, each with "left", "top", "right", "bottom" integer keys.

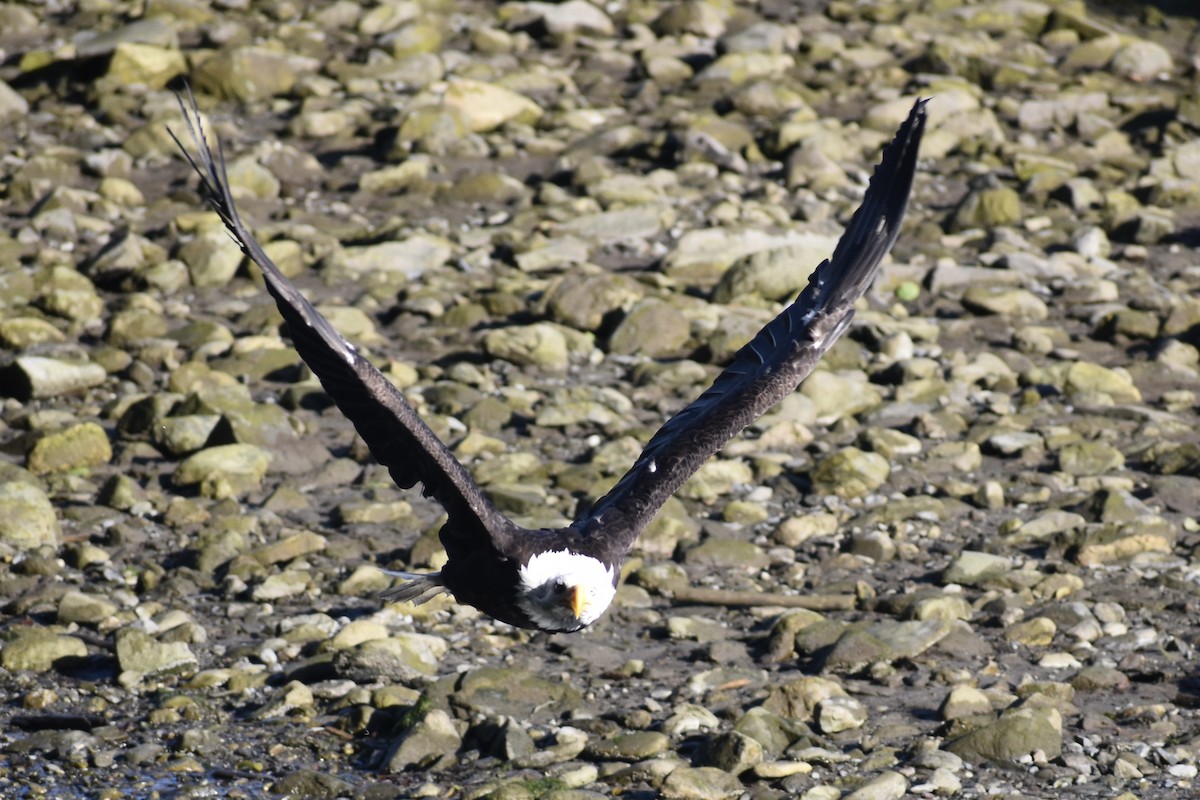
[
  {"left": 0, "top": 481, "right": 60, "bottom": 549},
  {"left": 27, "top": 422, "right": 112, "bottom": 475},
  {"left": 0, "top": 631, "right": 87, "bottom": 672}
]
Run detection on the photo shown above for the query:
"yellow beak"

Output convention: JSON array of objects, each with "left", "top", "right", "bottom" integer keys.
[{"left": 569, "top": 586, "right": 585, "bottom": 619}]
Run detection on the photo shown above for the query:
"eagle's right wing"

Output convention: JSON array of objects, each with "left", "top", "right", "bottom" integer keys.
[{"left": 170, "top": 89, "right": 523, "bottom": 558}]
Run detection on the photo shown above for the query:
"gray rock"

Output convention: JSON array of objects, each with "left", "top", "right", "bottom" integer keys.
[
  {"left": 763, "top": 676, "right": 848, "bottom": 722},
  {"left": 816, "top": 696, "right": 868, "bottom": 733},
  {"left": 250, "top": 570, "right": 310, "bottom": 601},
  {"left": 942, "top": 551, "right": 1012, "bottom": 585},
  {"left": 334, "top": 633, "right": 448, "bottom": 682},
  {"left": 584, "top": 731, "right": 669, "bottom": 761},
  {"left": 337, "top": 234, "right": 451, "bottom": 278},
  {"left": 940, "top": 685, "right": 992, "bottom": 720},
  {"left": 194, "top": 45, "right": 312, "bottom": 102},
  {"left": 523, "top": 1, "right": 613, "bottom": 37},
  {"left": 1056, "top": 440, "right": 1124, "bottom": 475},
  {"left": 383, "top": 708, "right": 462, "bottom": 772},
  {"left": 453, "top": 667, "right": 581, "bottom": 721},
  {"left": 608, "top": 299, "right": 691, "bottom": 357},
  {"left": 1110, "top": 38, "right": 1173, "bottom": 81},
  {"left": 484, "top": 323, "right": 574, "bottom": 371},
  {"left": 660, "top": 766, "right": 744, "bottom": 800},
  {"left": 947, "top": 707, "right": 1063, "bottom": 762},
  {"left": 0, "top": 356, "right": 107, "bottom": 401},
  {"left": 115, "top": 629, "right": 198, "bottom": 678},
  {"left": 57, "top": 591, "right": 119, "bottom": 625},
  {"left": 713, "top": 236, "right": 841, "bottom": 303},
  {"left": 701, "top": 730, "right": 763, "bottom": 774},
  {"left": 961, "top": 286, "right": 1048, "bottom": 319},
  {"left": 153, "top": 415, "right": 221, "bottom": 456}
]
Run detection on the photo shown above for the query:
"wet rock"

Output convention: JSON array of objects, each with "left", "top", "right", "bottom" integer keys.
[{"left": 272, "top": 770, "right": 355, "bottom": 798}]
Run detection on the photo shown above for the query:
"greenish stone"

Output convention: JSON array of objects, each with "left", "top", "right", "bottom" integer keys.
[
  {"left": 0, "top": 630, "right": 87, "bottom": 672},
  {"left": 811, "top": 447, "right": 889, "bottom": 499},
  {"left": 115, "top": 628, "right": 198, "bottom": 677},
  {"left": 27, "top": 422, "right": 112, "bottom": 475}
]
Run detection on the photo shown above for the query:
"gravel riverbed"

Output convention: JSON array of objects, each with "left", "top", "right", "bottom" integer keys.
[{"left": 2, "top": 1, "right": 1200, "bottom": 798}]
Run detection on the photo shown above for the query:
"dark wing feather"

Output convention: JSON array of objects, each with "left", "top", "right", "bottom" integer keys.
[
  {"left": 577, "top": 99, "right": 928, "bottom": 554},
  {"left": 169, "top": 89, "right": 522, "bottom": 556}
]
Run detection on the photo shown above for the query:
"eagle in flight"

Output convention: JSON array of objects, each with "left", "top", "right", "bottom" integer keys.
[{"left": 172, "top": 92, "right": 926, "bottom": 633}]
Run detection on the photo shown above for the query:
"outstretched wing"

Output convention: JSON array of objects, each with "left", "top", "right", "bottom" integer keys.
[
  {"left": 577, "top": 99, "right": 928, "bottom": 554},
  {"left": 169, "top": 89, "right": 523, "bottom": 556}
]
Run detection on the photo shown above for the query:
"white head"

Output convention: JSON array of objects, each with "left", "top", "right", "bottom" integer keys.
[{"left": 516, "top": 550, "right": 617, "bottom": 632}]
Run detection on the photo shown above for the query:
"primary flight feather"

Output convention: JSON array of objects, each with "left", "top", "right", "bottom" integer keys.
[{"left": 171, "top": 91, "right": 927, "bottom": 633}]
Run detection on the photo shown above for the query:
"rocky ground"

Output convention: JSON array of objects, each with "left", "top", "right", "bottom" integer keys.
[{"left": 2, "top": 0, "right": 1200, "bottom": 798}]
